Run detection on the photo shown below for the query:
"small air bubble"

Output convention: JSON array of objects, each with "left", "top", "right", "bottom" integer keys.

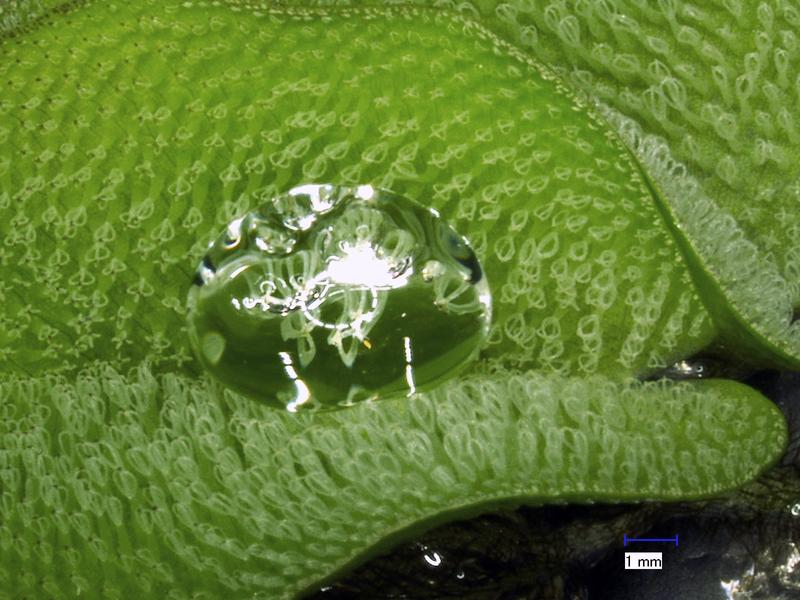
[
  {"left": 421, "top": 260, "right": 445, "bottom": 282},
  {"left": 201, "top": 333, "right": 226, "bottom": 365}
]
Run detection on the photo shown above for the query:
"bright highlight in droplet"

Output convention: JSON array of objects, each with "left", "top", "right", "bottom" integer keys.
[{"left": 326, "top": 241, "right": 410, "bottom": 288}]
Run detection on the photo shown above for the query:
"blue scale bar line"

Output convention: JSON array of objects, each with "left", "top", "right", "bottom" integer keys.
[{"left": 623, "top": 534, "right": 679, "bottom": 547}]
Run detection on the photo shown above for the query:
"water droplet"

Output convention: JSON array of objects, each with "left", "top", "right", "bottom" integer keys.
[
  {"left": 659, "top": 359, "right": 708, "bottom": 379},
  {"left": 645, "top": 354, "right": 754, "bottom": 382},
  {"left": 187, "top": 184, "right": 491, "bottom": 410}
]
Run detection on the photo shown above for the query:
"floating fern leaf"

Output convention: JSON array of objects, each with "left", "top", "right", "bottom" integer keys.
[
  {"left": 0, "top": 365, "right": 787, "bottom": 598},
  {"left": 0, "top": 1, "right": 792, "bottom": 598}
]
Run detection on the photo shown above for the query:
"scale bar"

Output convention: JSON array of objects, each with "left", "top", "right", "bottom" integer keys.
[{"left": 623, "top": 534, "right": 678, "bottom": 547}]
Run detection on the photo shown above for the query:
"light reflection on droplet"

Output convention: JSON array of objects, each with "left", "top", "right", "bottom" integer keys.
[
  {"left": 404, "top": 335, "right": 416, "bottom": 396},
  {"left": 355, "top": 184, "right": 375, "bottom": 200},
  {"left": 279, "top": 351, "right": 311, "bottom": 413},
  {"left": 326, "top": 241, "right": 411, "bottom": 288}
]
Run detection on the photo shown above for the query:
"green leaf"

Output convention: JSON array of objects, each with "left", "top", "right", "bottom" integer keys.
[
  {"left": 0, "top": 365, "right": 787, "bottom": 598},
  {"left": 415, "top": 0, "right": 800, "bottom": 367},
  {"left": 0, "top": 2, "right": 791, "bottom": 598}
]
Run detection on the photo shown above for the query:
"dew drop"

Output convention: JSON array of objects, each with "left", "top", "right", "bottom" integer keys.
[
  {"left": 187, "top": 184, "right": 491, "bottom": 410},
  {"left": 645, "top": 353, "right": 754, "bottom": 382}
]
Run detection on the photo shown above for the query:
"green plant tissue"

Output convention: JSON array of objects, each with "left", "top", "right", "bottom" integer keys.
[{"left": 0, "top": 1, "right": 795, "bottom": 598}]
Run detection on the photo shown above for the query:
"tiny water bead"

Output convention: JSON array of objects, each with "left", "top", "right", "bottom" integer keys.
[{"left": 187, "top": 184, "right": 492, "bottom": 410}]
